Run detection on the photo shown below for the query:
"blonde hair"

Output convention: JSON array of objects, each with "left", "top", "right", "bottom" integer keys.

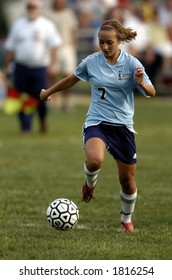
[{"left": 99, "top": 19, "right": 137, "bottom": 43}]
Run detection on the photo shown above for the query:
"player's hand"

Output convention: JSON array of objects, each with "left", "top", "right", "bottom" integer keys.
[
  {"left": 40, "top": 89, "right": 51, "bottom": 101},
  {"left": 134, "top": 66, "right": 144, "bottom": 86}
]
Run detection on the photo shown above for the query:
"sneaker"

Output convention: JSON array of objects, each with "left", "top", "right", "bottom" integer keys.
[
  {"left": 121, "top": 221, "right": 134, "bottom": 233},
  {"left": 82, "top": 183, "right": 95, "bottom": 202}
]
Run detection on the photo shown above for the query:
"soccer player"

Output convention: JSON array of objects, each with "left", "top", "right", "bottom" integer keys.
[{"left": 40, "top": 19, "right": 156, "bottom": 232}]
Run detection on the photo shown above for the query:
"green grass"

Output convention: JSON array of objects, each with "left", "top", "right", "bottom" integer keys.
[{"left": 0, "top": 96, "right": 172, "bottom": 260}]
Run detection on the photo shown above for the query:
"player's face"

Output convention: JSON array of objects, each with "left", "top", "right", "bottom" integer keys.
[{"left": 98, "top": 30, "right": 121, "bottom": 62}]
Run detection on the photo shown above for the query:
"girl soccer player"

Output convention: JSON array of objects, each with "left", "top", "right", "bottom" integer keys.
[{"left": 40, "top": 19, "right": 156, "bottom": 232}]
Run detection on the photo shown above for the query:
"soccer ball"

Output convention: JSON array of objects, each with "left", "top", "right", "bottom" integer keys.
[{"left": 46, "top": 198, "right": 79, "bottom": 230}]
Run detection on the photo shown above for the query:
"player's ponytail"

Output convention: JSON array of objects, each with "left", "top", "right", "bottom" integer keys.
[{"left": 99, "top": 19, "right": 137, "bottom": 43}]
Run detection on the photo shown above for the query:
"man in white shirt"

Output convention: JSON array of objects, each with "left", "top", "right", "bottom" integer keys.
[{"left": 4, "top": 0, "right": 62, "bottom": 134}]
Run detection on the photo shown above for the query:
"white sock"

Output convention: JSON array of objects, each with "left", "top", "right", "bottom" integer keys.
[
  {"left": 84, "top": 163, "right": 100, "bottom": 188},
  {"left": 120, "top": 189, "right": 137, "bottom": 223}
]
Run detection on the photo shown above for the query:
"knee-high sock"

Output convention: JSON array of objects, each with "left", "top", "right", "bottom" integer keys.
[
  {"left": 84, "top": 163, "right": 100, "bottom": 188},
  {"left": 120, "top": 190, "right": 137, "bottom": 223}
]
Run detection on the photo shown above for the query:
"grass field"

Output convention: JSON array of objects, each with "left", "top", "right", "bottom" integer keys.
[{"left": 0, "top": 95, "right": 172, "bottom": 260}]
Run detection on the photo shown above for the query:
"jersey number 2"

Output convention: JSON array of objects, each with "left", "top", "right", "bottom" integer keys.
[{"left": 98, "top": 87, "right": 106, "bottom": 100}]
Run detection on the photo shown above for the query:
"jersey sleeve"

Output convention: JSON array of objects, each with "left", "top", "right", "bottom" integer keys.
[{"left": 74, "top": 58, "right": 89, "bottom": 82}]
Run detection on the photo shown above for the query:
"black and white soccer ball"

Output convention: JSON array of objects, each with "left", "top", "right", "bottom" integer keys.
[{"left": 46, "top": 198, "right": 79, "bottom": 230}]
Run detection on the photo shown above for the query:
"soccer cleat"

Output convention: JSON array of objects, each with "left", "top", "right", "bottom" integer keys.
[
  {"left": 82, "top": 183, "right": 95, "bottom": 203},
  {"left": 121, "top": 221, "right": 134, "bottom": 233}
]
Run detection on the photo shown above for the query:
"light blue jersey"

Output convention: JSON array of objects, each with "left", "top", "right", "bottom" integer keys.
[{"left": 74, "top": 51, "right": 152, "bottom": 132}]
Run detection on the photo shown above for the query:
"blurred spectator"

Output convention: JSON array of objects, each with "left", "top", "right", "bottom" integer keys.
[
  {"left": 146, "top": 7, "right": 172, "bottom": 69},
  {"left": 46, "top": 0, "right": 78, "bottom": 111},
  {"left": 139, "top": 0, "right": 156, "bottom": 22},
  {"left": 167, "top": 19, "right": 172, "bottom": 42},
  {"left": 101, "top": 0, "right": 119, "bottom": 8},
  {"left": 139, "top": 43, "right": 163, "bottom": 84},
  {"left": 147, "top": 7, "right": 170, "bottom": 49},
  {"left": 158, "top": 0, "right": 172, "bottom": 28},
  {"left": 93, "top": 5, "right": 125, "bottom": 51},
  {"left": 123, "top": 4, "right": 150, "bottom": 58},
  {"left": 99, "top": 0, "right": 119, "bottom": 12},
  {"left": 77, "top": 3, "right": 99, "bottom": 62},
  {"left": 137, "top": 7, "right": 165, "bottom": 83},
  {"left": 165, "top": 19, "right": 172, "bottom": 69},
  {"left": 102, "top": 4, "right": 125, "bottom": 23},
  {"left": 75, "top": 0, "right": 106, "bottom": 23},
  {"left": 125, "top": 3, "right": 171, "bottom": 84},
  {"left": 3, "top": 0, "right": 62, "bottom": 134}
]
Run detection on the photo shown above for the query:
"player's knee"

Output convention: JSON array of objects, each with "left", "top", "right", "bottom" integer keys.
[{"left": 86, "top": 157, "right": 103, "bottom": 171}]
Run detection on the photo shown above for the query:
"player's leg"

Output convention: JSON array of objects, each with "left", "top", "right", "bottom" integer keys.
[
  {"left": 18, "top": 112, "right": 33, "bottom": 134},
  {"left": 116, "top": 160, "right": 137, "bottom": 232},
  {"left": 13, "top": 63, "right": 34, "bottom": 134},
  {"left": 37, "top": 101, "right": 48, "bottom": 133},
  {"left": 82, "top": 137, "right": 106, "bottom": 202},
  {"left": 30, "top": 67, "right": 49, "bottom": 133}
]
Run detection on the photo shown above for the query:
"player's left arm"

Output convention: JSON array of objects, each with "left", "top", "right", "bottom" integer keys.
[
  {"left": 134, "top": 66, "right": 156, "bottom": 97},
  {"left": 40, "top": 74, "right": 80, "bottom": 101}
]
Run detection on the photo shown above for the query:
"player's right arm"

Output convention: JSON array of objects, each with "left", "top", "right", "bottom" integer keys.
[{"left": 40, "top": 74, "right": 80, "bottom": 101}]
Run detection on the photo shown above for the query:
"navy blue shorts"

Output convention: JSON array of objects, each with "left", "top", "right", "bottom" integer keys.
[
  {"left": 82, "top": 123, "right": 137, "bottom": 164},
  {"left": 14, "top": 63, "right": 49, "bottom": 99},
  {"left": 13, "top": 63, "right": 49, "bottom": 119}
]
